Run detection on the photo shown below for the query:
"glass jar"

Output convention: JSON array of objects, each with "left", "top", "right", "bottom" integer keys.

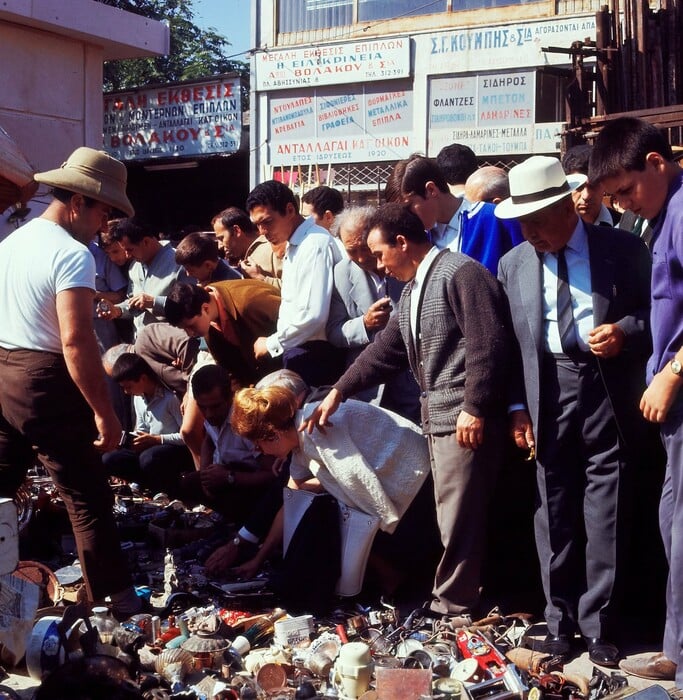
[{"left": 90, "top": 606, "right": 117, "bottom": 645}]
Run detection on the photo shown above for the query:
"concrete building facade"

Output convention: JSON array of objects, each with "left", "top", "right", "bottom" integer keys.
[
  {"left": 0, "top": 0, "right": 168, "bottom": 236},
  {"left": 250, "top": 0, "right": 604, "bottom": 194}
]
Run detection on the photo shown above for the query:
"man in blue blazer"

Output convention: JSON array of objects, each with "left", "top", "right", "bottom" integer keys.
[
  {"left": 386, "top": 154, "right": 523, "bottom": 274},
  {"left": 496, "top": 157, "right": 651, "bottom": 667}
]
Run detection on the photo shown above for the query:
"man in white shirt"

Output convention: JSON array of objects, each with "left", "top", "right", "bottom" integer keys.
[
  {"left": 0, "top": 147, "right": 140, "bottom": 618},
  {"left": 246, "top": 180, "right": 344, "bottom": 387}
]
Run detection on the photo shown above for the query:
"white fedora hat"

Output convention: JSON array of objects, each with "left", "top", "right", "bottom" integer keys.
[{"left": 494, "top": 156, "right": 587, "bottom": 219}]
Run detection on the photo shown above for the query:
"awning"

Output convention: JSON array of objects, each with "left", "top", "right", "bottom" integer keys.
[{"left": 0, "top": 125, "right": 38, "bottom": 213}]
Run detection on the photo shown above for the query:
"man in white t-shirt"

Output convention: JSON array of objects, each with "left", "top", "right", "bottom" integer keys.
[{"left": 0, "top": 147, "right": 141, "bottom": 618}]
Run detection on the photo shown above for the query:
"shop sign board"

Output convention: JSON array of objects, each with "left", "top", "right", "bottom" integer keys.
[
  {"left": 268, "top": 83, "right": 417, "bottom": 165},
  {"left": 428, "top": 71, "right": 562, "bottom": 156},
  {"left": 255, "top": 38, "right": 410, "bottom": 91},
  {"left": 103, "top": 77, "right": 241, "bottom": 161},
  {"left": 418, "top": 16, "right": 597, "bottom": 73}
]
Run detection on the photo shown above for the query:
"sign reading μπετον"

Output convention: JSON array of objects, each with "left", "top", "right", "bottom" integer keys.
[
  {"left": 427, "top": 70, "right": 562, "bottom": 156},
  {"left": 102, "top": 77, "right": 241, "bottom": 161},
  {"left": 255, "top": 38, "right": 410, "bottom": 91}
]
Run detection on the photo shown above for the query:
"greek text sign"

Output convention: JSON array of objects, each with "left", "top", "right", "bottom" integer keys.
[
  {"left": 419, "top": 16, "right": 596, "bottom": 73},
  {"left": 428, "top": 71, "right": 561, "bottom": 156},
  {"left": 269, "top": 84, "right": 417, "bottom": 165},
  {"left": 255, "top": 38, "right": 410, "bottom": 91},
  {"left": 103, "top": 77, "right": 241, "bottom": 161}
]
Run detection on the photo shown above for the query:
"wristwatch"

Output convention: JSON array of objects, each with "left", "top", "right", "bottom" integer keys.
[{"left": 671, "top": 359, "right": 683, "bottom": 377}]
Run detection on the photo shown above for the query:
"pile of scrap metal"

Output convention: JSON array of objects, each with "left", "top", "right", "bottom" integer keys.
[
  {"left": 23, "top": 601, "right": 631, "bottom": 700},
  {"left": 11, "top": 481, "right": 646, "bottom": 699}
]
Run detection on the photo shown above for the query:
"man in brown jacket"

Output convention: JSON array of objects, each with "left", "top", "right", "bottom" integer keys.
[{"left": 165, "top": 279, "right": 280, "bottom": 386}]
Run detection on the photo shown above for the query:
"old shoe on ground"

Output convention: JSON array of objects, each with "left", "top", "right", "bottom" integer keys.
[{"left": 619, "top": 653, "right": 676, "bottom": 680}]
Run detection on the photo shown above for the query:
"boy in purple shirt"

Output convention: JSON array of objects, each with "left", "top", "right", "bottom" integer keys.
[{"left": 590, "top": 117, "right": 683, "bottom": 686}]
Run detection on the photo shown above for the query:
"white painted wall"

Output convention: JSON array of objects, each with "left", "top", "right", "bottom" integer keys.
[{"left": 0, "top": 0, "right": 169, "bottom": 236}]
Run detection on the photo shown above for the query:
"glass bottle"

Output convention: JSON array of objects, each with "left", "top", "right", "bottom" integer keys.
[{"left": 90, "top": 606, "right": 117, "bottom": 645}]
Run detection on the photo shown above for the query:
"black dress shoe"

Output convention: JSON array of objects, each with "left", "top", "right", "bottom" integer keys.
[
  {"left": 543, "top": 633, "right": 572, "bottom": 656},
  {"left": 585, "top": 637, "right": 620, "bottom": 667}
]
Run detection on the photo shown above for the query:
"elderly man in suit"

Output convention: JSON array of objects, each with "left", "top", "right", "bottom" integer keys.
[
  {"left": 304, "top": 203, "right": 514, "bottom": 620},
  {"left": 326, "top": 206, "right": 419, "bottom": 422},
  {"left": 495, "top": 156, "right": 652, "bottom": 666}
]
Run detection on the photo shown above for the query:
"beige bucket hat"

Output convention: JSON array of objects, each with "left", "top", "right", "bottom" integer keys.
[
  {"left": 494, "top": 155, "right": 587, "bottom": 219},
  {"left": 34, "top": 147, "right": 134, "bottom": 217}
]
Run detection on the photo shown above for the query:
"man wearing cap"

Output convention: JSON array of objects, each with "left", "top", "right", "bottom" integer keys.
[
  {"left": 0, "top": 147, "right": 141, "bottom": 617},
  {"left": 495, "top": 156, "right": 651, "bottom": 665}
]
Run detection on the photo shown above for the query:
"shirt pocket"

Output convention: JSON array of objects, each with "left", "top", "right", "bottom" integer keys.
[{"left": 651, "top": 256, "right": 673, "bottom": 300}]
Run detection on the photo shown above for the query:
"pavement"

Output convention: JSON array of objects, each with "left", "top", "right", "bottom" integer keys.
[
  {"left": 524, "top": 623, "right": 676, "bottom": 696},
  {"left": 0, "top": 672, "right": 38, "bottom": 699}
]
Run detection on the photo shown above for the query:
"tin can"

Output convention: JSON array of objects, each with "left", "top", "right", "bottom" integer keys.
[
  {"left": 434, "top": 677, "right": 463, "bottom": 699},
  {"left": 150, "top": 615, "right": 161, "bottom": 642}
]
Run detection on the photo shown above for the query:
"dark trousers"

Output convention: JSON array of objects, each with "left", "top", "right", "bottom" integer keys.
[
  {"left": 659, "top": 397, "right": 683, "bottom": 687},
  {"left": 426, "top": 415, "right": 505, "bottom": 615},
  {"left": 283, "top": 340, "right": 346, "bottom": 389},
  {"left": 0, "top": 348, "right": 131, "bottom": 601},
  {"left": 536, "top": 354, "right": 623, "bottom": 638},
  {"left": 103, "top": 444, "right": 194, "bottom": 498},
  {"left": 181, "top": 464, "right": 270, "bottom": 523}
]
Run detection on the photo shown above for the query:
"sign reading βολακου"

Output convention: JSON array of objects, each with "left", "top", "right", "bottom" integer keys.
[
  {"left": 255, "top": 38, "right": 410, "bottom": 91},
  {"left": 102, "top": 77, "right": 241, "bottom": 161}
]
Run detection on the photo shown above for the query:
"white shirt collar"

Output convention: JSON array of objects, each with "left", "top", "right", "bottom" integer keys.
[{"left": 414, "top": 245, "right": 441, "bottom": 287}]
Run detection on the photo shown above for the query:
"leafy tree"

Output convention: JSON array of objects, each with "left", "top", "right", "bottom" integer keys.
[{"left": 97, "top": 0, "right": 249, "bottom": 105}]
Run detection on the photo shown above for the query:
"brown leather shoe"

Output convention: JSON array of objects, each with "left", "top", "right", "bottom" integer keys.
[{"left": 619, "top": 653, "right": 677, "bottom": 680}]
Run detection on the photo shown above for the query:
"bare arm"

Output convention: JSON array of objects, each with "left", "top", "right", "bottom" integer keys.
[
  {"left": 57, "top": 287, "right": 121, "bottom": 450},
  {"left": 198, "top": 429, "right": 215, "bottom": 470}
]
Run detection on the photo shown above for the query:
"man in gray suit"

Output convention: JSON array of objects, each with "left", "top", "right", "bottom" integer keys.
[
  {"left": 496, "top": 156, "right": 651, "bottom": 666},
  {"left": 304, "top": 203, "right": 514, "bottom": 620},
  {"left": 326, "top": 206, "right": 395, "bottom": 352},
  {"left": 326, "top": 206, "right": 419, "bottom": 422}
]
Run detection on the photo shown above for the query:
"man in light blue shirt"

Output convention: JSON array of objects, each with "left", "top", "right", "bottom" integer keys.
[
  {"left": 497, "top": 156, "right": 651, "bottom": 668},
  {"left": 101, "top": 218, "right": 189, "bottom": 337},
  {"left": 387, "top": 154, "right": 522, "bottom": 274}
]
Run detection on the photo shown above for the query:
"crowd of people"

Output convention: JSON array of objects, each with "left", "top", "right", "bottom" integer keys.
[{"left": 0, "top": 118, "right": 682, "bottom": 688}]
